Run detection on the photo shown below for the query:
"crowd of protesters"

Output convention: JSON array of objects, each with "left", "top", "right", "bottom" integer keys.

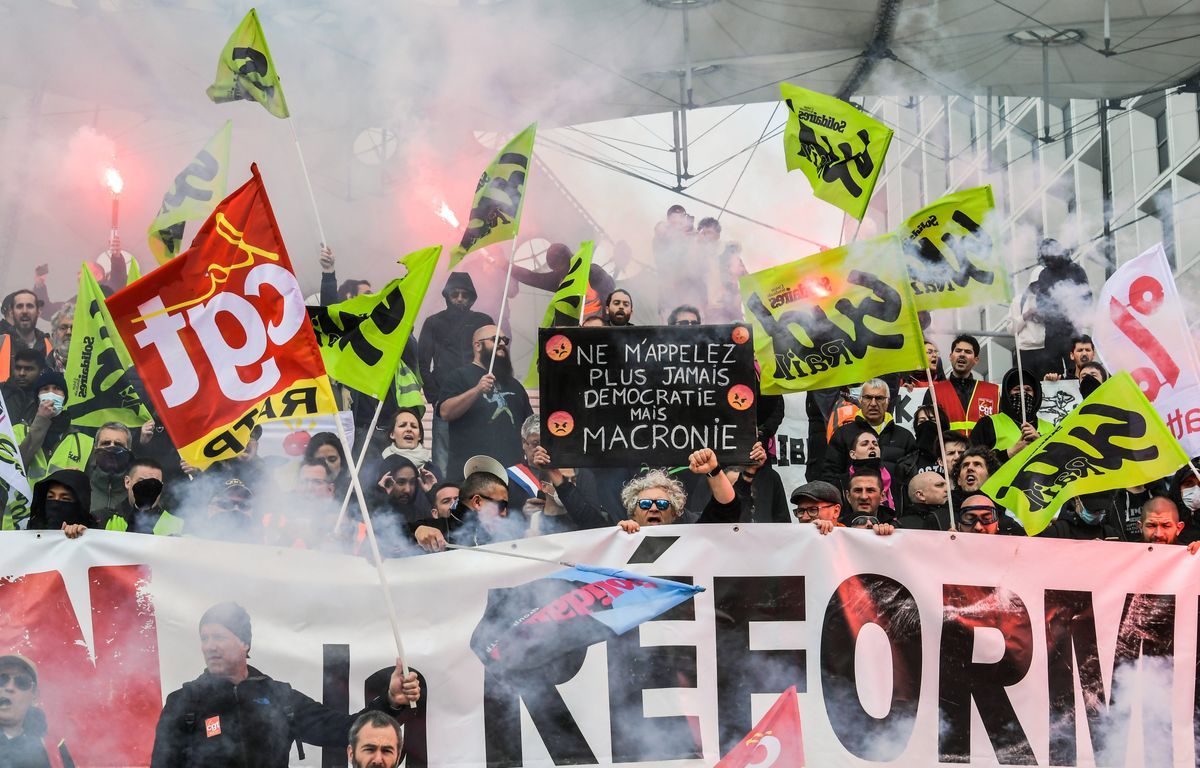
[
  {"left": 3, "top": 219, "right": 1199, "bottom": 565},
  {"left": 4, "top": 208, "right": 1200, "bottom": 768}
]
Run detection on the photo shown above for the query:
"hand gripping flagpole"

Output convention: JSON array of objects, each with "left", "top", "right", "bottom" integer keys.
[
  {"left": 331, "top": 415, "right": 416, "bottom": 708},
  {"left": 333, "top": 400, "right": 385, "bottom": 534},
  {"left": 288, "top": 117, "right": 328, "bottom": 248},
  {"left": 488, "top": 238, "right": 521, "bottom": 375},
  {"left": 923, "top": 366, "right": 958, "bottom": 531}
]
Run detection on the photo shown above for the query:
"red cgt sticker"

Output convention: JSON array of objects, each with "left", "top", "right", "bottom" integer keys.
[{"left": 206, "top": 716, "right": 221, "bottom": 738}]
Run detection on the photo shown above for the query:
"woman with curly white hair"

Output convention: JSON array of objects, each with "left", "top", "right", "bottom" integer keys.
[{"left": 617, "top": 447, "right": 742, "bottom": 533}]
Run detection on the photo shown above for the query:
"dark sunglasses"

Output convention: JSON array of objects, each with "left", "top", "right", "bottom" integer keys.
[
  {"left": 477, "top": 336, "right": 510, "bottom": 345},
  {"left": 0, "top": 672, "right": 34, "bottom": 690},
  {"left": 637, "top": 498, "right": 673, "bottom": 511},
  {"left": 448, "top": 289, "right": 471, "bottom": 298},
  {"left": 673, "top": 319, "right": 701, "bottom": 326},
  {"left": 476, "top": 494, "right": 509, "bottom": 512}
]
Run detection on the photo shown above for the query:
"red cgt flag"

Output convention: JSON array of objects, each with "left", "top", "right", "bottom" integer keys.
[
  {"left": 107, "top": 164, "right": 337, "bottom": 470},
  {"left": 714, "top": 686, "right": 805, "bottom": 768}
]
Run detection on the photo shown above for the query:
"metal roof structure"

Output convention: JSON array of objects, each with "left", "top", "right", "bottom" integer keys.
[{"left": 2, "top": 1, "right": 1197, "bottom": 128}]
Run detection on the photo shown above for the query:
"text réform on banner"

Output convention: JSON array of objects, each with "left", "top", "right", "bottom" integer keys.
[
  {"left": 538, "top": 324, "right": 758, "bottom": 467},
  {"left": 106, "top": 165, "right": 337, "bottom": 470},
  {"left": 5, "top": 526, "right": 1200, "bottom": 767}
]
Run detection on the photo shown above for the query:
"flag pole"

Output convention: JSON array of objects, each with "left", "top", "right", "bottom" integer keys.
[
  {"left": 923, "top": 366, "right": 957, "bottom": 531},
  {"left": 1007, "top": 250, "right": 1029, "bottom": 425},
  {"left": 331, "top": 415, "right": 416, "bottom": 708},
  {"left": 288, "top": 117, "right": 328, "bottom": 248},
  {"left": 850, "top": 216, "right": 864, "bottom": 243},
  {"left": 488, "top": 238, "right": 520, "bottom": 375},
  {"left": 333, "top": 400, "right": 386, "bottom": 534}
]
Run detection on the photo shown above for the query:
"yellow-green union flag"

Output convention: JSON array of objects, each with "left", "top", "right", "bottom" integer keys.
[
  {"left": 738, "top": 234, "right": 925, "bottom": 394},
  {"left": 524, "top": 240, "right": 594, "bottom": 386},
  {"left": 147, "top": 121, "right": 232, "bottom": 264},
  {"left": 449, "top": 124, "right": 536, "bottom": 267},
  {"left": 900, "top": 185, "right": 1010, "bottom": 312},
  {"left": 206, "top": 8, "right": 289, "bottom": 118},
  {"left": 983, "top": 371, "right": 1189, "bottom": 535},
  {"left": 307, "top": 246, "right": 441, "bottom": 400},
  {"left": 780, "top": 83, "right": 892, "bottom": 220}
]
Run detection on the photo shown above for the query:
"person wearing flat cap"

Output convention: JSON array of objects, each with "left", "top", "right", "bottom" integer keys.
[
  {"left": 0, "top": 653, "right": 50, "bottom": 768},
  {"left": 790, "top": 480, "right": 894, "bottom": 537},
  {"left": 151, "top": 602, "right": 423, "bottom": 768}
]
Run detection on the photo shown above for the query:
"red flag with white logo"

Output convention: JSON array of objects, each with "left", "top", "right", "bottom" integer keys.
[
  {"left": 714, "top": 686, "right": 805, "bottom": 767},
  {"left": 107, "top": 164, "right": 337, "bottom": 470}
]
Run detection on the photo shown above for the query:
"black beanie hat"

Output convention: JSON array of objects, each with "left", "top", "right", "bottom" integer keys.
[
  {"left": 199, "top": 602, "right": 252, "bottom": 650},
  {"left": 35, "top": 369, "right": 67, "bottom": 395}
]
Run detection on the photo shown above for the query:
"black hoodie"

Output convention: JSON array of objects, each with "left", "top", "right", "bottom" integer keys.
[
  {"left": 970, "top": 367, "right": 1045, "bottom": 454},
  {"left": 26, "top": 468, "right": 93, "bottom": 531},
  {"left": 417, "top": 273, "right": 494, "bottom": 405}
]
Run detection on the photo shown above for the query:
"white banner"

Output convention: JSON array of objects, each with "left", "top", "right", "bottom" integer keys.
[
  {"left": 1039, "top": 379, "right": 1082, "bottom": 425},
  {"left": 256, "top": 409, "right": 356, "bottom": 460},
  {"left": 1095, "top": 243, "right": 1200, "bottom": 456},
  {"left": 3, "top": 527, "right": 1199, "bottom": 767},
  {"left": 774, "top": 393, "right": 809, "bottom": 491}
]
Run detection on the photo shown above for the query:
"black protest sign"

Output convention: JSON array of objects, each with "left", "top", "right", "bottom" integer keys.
[{"left": 538, "top": 325, "right": 758, "bottom": 467}]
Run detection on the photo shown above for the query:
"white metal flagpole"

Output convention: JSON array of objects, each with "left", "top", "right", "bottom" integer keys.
[
  {"left": 288, "top": 117, "right": 329, "bottom": 248},
  {"left": 330, "top": 415, "right": 415, "bottom": 707},
  {"left": 488, "top": 239, "right": 520, "bottom": 374},
  {"left": 333, "top": 400, "right": 384, "bottom": 534},
  {"left": 924, "top": 367, "right": 958, "bottom": 531}
]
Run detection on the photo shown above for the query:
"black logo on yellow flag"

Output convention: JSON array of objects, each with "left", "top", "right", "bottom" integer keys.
[
  {"left": 746, "top": 270, "right": 906, "bottom": 382},
  {"left": 991, "top": 403, "right": 1159, "bottom": 511}
]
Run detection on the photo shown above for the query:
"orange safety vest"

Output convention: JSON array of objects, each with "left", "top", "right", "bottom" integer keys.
[
  {"left": 583, "top": 284, "right": 601, "bottom": 319},
  {"left": 0, "top": 335, "right": 53, "bottom": 382},
  {"left": 825, "top": 401, "right": 860, "bottom": 441},
  {"left": 931, "top": 378, "right": 1000, "bottom": 435}
]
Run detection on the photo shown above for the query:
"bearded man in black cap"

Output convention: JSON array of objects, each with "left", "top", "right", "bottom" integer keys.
[{"left": 151, "top": 602, "right": 423, "bottom": 768}]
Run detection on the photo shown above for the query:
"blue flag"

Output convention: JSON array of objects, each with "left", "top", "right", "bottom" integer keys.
[{"left": 470, "top": 565, "right": 703, "bottom": 670}]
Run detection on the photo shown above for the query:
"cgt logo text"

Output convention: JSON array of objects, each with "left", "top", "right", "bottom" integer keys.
[{"left": 131, "top": 262, "right": 307, "bottom": 408}]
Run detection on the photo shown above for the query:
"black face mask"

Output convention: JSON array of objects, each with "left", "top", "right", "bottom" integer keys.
[
  {"left": 96, "top": 445, "right": 132, "bottom": 475},
  {"left": 1079, "top": 375, "right": 1101, "bottom": 398},
  {"left": 131, "top": 478, "right": 163, "bottom": 510},
  {"left": 1008, "top": 393, "right": 1036, "bottom": 417},
  {"left": 43, "top": 499, "right": 86, "bottom": 529},
  {"left": 849, "top": 456, "right": 881, "bottom": 471}
]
